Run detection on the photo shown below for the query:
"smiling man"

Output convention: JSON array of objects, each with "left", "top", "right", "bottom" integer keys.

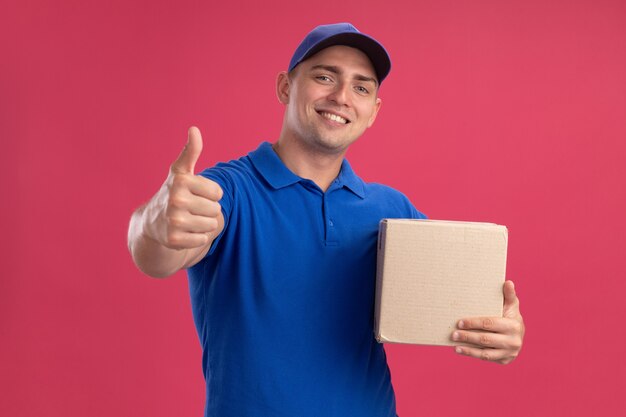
[
  {"left": 128, "top": 23, "right": 524, "bottom": 417},
  {"left": 274, "top": 44, "right": 382, "bottom": 191}
]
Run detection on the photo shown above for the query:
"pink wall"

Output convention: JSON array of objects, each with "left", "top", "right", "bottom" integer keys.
[{"left": 2, "top": 0, "right": 625, "bottom": 415}]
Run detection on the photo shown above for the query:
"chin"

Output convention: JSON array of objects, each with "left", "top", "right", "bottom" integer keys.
[{"left": 310, "top": 137, "right": 355, "bottom": 154}]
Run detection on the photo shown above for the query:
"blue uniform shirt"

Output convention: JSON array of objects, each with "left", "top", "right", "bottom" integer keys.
[{"left": 188, "top": 142, "right": 426, "bottom": 417}]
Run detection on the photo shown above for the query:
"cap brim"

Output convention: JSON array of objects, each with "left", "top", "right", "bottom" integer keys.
[{"left": 295, "top": 32, "right": 391, "bottom": 84}]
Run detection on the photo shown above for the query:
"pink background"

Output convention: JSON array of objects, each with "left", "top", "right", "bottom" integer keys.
[{"left": 2, "top": 0, "right": 625, "bottom": 415}]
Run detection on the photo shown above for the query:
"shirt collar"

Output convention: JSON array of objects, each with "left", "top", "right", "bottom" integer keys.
[
  {"left": 249, "top": 142, "right": 365, "bottom": 199},
  {"left": 336, "top": 158, "right": 365, "bottom": 199},
  {"left": 249, "top": 142, "right": 302, "bottom": 189}
]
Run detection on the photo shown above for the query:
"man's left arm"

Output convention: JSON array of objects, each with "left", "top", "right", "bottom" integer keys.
[{"left": 451, "top": 280, "right": 525, "bottom": 365}]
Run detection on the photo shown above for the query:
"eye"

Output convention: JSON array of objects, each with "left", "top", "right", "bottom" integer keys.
[
  {"left": 355, "top": 85, "right": 370, "bottom": 94},
  {"left": 316, "top": 75, "right": 332, "bottom": 83}
]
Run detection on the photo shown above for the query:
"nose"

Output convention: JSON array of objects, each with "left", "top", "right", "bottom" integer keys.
[{"left": 327, "top": 82, "right": 351, "bottom": 107}]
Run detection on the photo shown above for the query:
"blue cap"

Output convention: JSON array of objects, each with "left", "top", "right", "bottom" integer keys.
[{"left": 288, "top": 23, "right": 391, "bottom": 84}]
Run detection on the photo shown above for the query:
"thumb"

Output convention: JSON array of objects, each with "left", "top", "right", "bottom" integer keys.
[
  {"left": 171, "top": 126, "right": 203, "bottom": 174},
  {"left": 503, "top": 280, "right": 520, "bottom": 317}
]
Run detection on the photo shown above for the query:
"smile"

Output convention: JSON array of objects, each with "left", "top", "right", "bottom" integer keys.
[{"left": 318, "top": 111, "right": 350, "bottom": 124}]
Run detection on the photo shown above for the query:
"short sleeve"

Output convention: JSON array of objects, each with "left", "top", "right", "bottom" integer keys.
[
  {"left": 395, "top": 188, "right": 427, "bottom": 220},
  {"left": 410, "top": 203, "right": 428, "bottom": 220}
]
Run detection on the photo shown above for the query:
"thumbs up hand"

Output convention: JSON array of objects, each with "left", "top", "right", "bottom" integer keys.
[{"left": 145, "top": 126, "right": 224, "bottom": 250}]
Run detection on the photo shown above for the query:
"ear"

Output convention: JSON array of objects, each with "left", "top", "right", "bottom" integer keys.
[
  {"left": 276, "top": 71, "right": 291, "bottom": 104},
  {"left": 367, "top": 97, "right": 382, "bottom": 128}
]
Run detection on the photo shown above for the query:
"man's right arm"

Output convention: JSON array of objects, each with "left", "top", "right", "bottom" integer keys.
[{"left": 127, "top": 127, "right": 224, "bottom": 278}]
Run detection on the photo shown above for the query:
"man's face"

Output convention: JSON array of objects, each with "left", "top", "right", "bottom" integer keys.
[{"left": 278, "top": 45, "right": 382, "bottom": 154}]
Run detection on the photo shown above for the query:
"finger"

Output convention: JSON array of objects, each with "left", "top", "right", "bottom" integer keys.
[
  {"left": 503, "top": 280, "right": 520, "bottom": 317},
  {"left": 168, "top": 212, "right": 220, "bottom": 234},
  {"left": 454, "top": 346, "right": 513, "bottom": 364},
  {"left": 451, "top": 329, "right": 512, "bottom": 349},
  {"left": 186, "top": 195, "right": 222, "bottom": 218},
  {"left": 164, "top": 230, "right": 210, "bottom": 250},
  {"left": 171, "top": 126, "right": 203, "bottom": 174},
  {"left": 186, "top": 175, "right": 224, "bottom": 201},
  {"left": 457, "top": 316, "right": 517, "bottom": 333},
  {"left": 165, "top": 187, "right": 221, "bottom": 220}
]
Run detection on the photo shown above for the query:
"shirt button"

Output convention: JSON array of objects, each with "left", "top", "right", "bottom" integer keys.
[{"left": 329, "top": 219, "right": 334, "bottom": 226}]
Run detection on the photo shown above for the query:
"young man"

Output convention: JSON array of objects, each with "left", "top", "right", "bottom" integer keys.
[{"left": 128, "top": 23, "right": 524, "bottom": 417}]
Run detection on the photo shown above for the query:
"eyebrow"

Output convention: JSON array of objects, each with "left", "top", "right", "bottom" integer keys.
[{"left": 310, "top": 64, "right": 378, "bottom": 87}]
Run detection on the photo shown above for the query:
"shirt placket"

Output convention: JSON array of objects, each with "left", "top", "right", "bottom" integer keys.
[{"left": 323, "top": 180, "right": 341, "bottom": 247}]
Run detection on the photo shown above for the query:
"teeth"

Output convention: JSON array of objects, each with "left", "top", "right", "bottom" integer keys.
[{"left": 320, "top": 112, "right": 348, "bottom": 124}]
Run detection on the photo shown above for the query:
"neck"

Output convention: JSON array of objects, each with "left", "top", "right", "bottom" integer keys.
[{"left": 272, "top": 136, "right": 346, "bottom": 192}]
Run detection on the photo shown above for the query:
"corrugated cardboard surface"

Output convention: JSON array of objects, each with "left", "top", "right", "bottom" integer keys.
[{"left": 374, "top": 219, "right": 508, "bottom": 346}]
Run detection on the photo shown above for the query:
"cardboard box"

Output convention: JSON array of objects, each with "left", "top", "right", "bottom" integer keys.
[{"left": 374, "top": 219, "right": 508, "bottom": 346}]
